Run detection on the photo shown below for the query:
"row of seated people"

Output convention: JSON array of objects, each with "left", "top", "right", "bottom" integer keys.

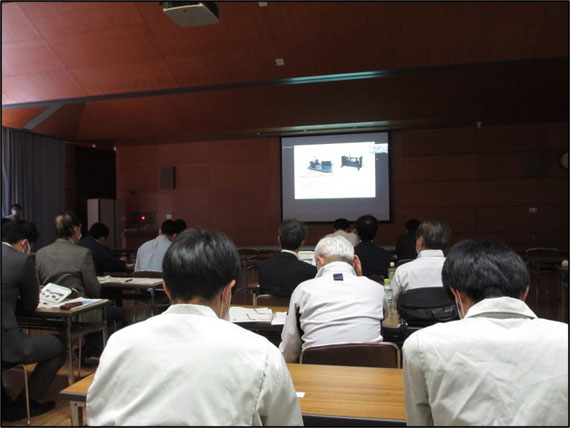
[
  {"left": 90, "top": 229, "right": 568, "bottom": 425},
  {"left": 2, "top": 215, "right": 568, "bottom": 424}
]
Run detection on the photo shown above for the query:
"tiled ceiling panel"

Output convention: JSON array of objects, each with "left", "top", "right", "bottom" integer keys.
[
  {"left": 69, "top": 58, "right": 178, "bottom": 95},
  {"left": 1, "top": 3, "right": 43, "bottom": 43},
  {"left": 1, "top": 1, "right": 567, "bottom": 144},
  {"left": 2, "top": 38, "right": 66, "bottom": 77},
  {"left": 2, "top": 70, "right": 86, "bottom": 103},
  {"left": 18, "top": 2, "right": 145, "bottom": 36},
  {"left": 44, "top": 24, "right": 163, "bottom": 68}
]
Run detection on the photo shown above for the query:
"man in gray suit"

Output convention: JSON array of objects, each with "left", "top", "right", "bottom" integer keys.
[
  {"left": 2, "top": 220, "right": 66, "bottom": 421},
  {"left": 35, "top": 212, "right": 100, "bottom": 297},
  {"left": 36, "top": 212, "right": 125, "bottom": 362}
]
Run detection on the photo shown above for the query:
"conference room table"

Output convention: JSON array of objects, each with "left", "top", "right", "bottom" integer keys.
[
  {"left": 59, "top": 363, "right": 405, "bottom": 426},
  {"left": 17, "top": 299, "right": 110, "bottom": 385},
  {"left": 97, "top": 276, "right": 165, "bottom": 316}
]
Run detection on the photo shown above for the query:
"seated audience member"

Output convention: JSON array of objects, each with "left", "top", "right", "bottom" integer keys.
[
  {"left": 395, "top": 218, "right": 420, "bottom": 261},
  {"left": 323, "top": 218, "right": 360, "bottom": 247},
  {"left": 403, "top": 240, "right": 568, "bottom": 426},
  {"left": 258, "top": 219, "right": 317, "bottom": 297},
  {"left": 3, "top": 203, "right": 22, "bottom": 222},
  {"left": 279, "top": 235, "right": 384, "bottom": 363},
  {"left": 391, "top": 219, "right": 451, "bottom": 301},
  {"left": 87, "top": 229, "right": 303, "bottom": 426},
  {"left": 174, "top": 218, "right": 187, "bottom": 234},
  {"left": 1, "top": 220, "right": 66, "bottom": 421},
  {"left": 78, "top": 223, "right": 129, "bottom": 275},
  {"left": 134, "top": 219, "right": 178, "bottom": 272},
  {"left": 354, "top": 214, "right": 390, "bottom": 278},
  {"left": 36, "top": 212, "right": 125, "bottom": 361}
]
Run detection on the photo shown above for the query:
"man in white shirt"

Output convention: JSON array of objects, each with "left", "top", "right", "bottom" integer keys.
[
  {"left": 403, "top": 240, "right": 568, "bottom": 426},
  {"left": 88, "top": 229, "right": 302, "bottom": 426},
  {"left": 391, "top": 219, "right": 452, "bottom": 300},
  {"left": 134, "top": 219, "right": 178, "bottom": 272},
  {"left": 279, "top": 235, "right": 384, "bottom": 363},
  {"left": 323, "top": 218, "right": 360, "bottom": 247}
]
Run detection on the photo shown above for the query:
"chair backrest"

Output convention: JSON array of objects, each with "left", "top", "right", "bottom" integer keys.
[
  {"left": 299, "top": 342, "right": 401, "bottom": 368},
  {"left": 397, "top": 287, "right": 458, "bottom": 327},
  {"left": 396, "top": 258, "right": 414, "bottom": 267},
  {"left": 525, "top": 247, "right": 560, "bottom": 257},
  {"left": 558, "top": 266, "right": 569, "bottom": 288},
  {"left": 367, "top": 274, "right": 385, "bottom": 285},
  {"left": 255, "top": 294, "right": 290, "bottom": 307},
  {"left": 133, "top": 270, "right": 163, "bottom": 278}
]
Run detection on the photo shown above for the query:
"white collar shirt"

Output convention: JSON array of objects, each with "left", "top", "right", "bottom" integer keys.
[
  {"left": 279, "top": 261, "right": 384, "bottom": 363},
  {"left": 403, "top": 297, "right": 568, "bottom": 426},
  {"left": 280, "top": 249, "right": 299, "bottom": 259},
  {"left": 391, "top": 250, "right": 445, "bottom": 299},
  {"left": 134, "top": 234, "right": 172, "bottom": 272},
  {"left": 87, "top": 303, "right": 302, "bottom": 426}
]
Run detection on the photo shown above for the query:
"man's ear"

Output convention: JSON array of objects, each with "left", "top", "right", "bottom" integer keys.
[
  {"left": 415, "top": 236, "right": 424, "bottom": 253},
  {"left": 223, "top": 280, "right": 236, "bottom": 300},
  {"left": 163, "top": 281, "right": 172, "bottom": 301},
  {"left": 277, "top": 236, "right": 282, "bottom": 246},
  {"left": 449, "top": 287, "right": 461, "bottom": 301},
  {"left": 520, "top": 286, "right": 530, "bottom": 302},
  {"left": 316, "top": 255, "right": 326, "bottom": 269}
]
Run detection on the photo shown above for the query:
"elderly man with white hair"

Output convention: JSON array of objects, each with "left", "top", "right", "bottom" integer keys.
[{"left": 279, "top": 235, "right": 385, "bottom": 362}]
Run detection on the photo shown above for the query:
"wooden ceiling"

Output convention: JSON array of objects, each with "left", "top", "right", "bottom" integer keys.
[{"left": 2, "top": 1, "right": 568, "bottom": 147}]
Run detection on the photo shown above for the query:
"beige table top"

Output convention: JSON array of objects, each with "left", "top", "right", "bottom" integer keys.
[{"left": 60, "top": 363, "right": 405, "bottom": 423}]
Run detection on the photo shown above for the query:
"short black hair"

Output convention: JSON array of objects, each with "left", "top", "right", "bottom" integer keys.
[
  {"left": 10, "top": 203, "right": 22, "bottom": 211},
  {"left": 442, "top": 240, "right": 530, "bottom": 303},
  {"left": 174, "top": 219, "right": 187, "bottom": 234},
  {"left": 278, "top": 219, "right": 308, "bottom": 250},
  {"left": 163, "top": 229, "right": 241, "bottom": 301},
  {"left": 415, "top": 220, "right": 452, "bottom": 250},
  {"left": 88, "top": 223, "right": 109, "bottom": 240},
  {"left": 160, "top": 220, "right": 178, "bottom": 237},
  {"left": 405, "top": 219, "right": 420, "bottom": 232},
  {"left": 55, "top": 212, "right": 82, "bottom": 238},
  {"left": 333, "top": 218, "right": 350, "bottom": 231},
  {"left": 2, "top": 220, "right": 39, "bottom": 244},
  {"left": 355, "top": 215, "right": 378, "bottom": 241}
]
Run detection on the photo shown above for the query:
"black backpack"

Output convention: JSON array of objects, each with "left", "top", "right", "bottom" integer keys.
[{"left": 397, "top": 287, "right": 458, "bottom": 327}]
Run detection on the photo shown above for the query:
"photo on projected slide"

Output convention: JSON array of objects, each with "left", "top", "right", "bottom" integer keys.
[{"left": 294, "top": 142, "right": 376, "bottom": 200}]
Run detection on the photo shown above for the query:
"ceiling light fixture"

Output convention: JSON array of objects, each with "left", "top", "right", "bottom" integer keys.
[{"left": 275, "top": 58, "right": 285, "bottom": 66}]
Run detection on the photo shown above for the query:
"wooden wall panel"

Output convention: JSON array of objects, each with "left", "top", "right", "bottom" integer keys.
[{"left": 116, "top": 123, "right": 568, "bottom": 251}]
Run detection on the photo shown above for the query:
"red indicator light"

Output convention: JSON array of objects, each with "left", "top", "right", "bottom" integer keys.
[{"left": 141, "top": 215, "right": 146, "bottom": 221}]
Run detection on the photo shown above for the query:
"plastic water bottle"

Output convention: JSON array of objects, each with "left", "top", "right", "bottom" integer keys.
[{"left": 383, "top": 278, "right": 397, "bottom": 327}]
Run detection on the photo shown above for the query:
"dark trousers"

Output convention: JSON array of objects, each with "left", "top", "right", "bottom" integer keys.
[
  {"left": 2, "top": 328, "right": 66, "bottom": 401},
  {"left": 83, "top": 305, "right": 126, "bottom": 357}
]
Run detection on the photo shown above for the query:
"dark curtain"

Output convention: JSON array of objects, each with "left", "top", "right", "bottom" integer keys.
[{"left": 2, "top": 127, "right": 65, "bottom": 250}]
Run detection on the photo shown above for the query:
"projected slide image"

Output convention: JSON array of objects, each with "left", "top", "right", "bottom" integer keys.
[{"left": 294, "top": 142, "right": 376, "bottom": 200}]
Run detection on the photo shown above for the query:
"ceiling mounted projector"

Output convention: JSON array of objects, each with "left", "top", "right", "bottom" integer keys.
[{"left": 161, "top": 2, "right": 219, "bottom": 27}]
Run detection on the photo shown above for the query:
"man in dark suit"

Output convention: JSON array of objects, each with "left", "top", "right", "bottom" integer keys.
[
  {"left": 395, "top": 218, "right": 420, "bottom": 261},
  {"left": 77, "top": 223, "right": 129, "bottom": 275},
  {"left": 1, "top": 220, "right": 66, "bottom": 421},
  {"left": 36, "top": 212, "right": 125, "bottom": 362},
  {"left": 258, "top": 219, "right": 317, "bottom": 297},
  {"left": 354, "top": 214, "right": 391, "bottom": 278}
]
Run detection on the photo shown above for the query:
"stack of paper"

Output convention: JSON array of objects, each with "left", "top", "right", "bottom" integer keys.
[
  {"left": 38, "top": 297, "right": 102, "bottom": 309},
  {"left": 229, "top": 307, "right": 273, "bottom": 323}
]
